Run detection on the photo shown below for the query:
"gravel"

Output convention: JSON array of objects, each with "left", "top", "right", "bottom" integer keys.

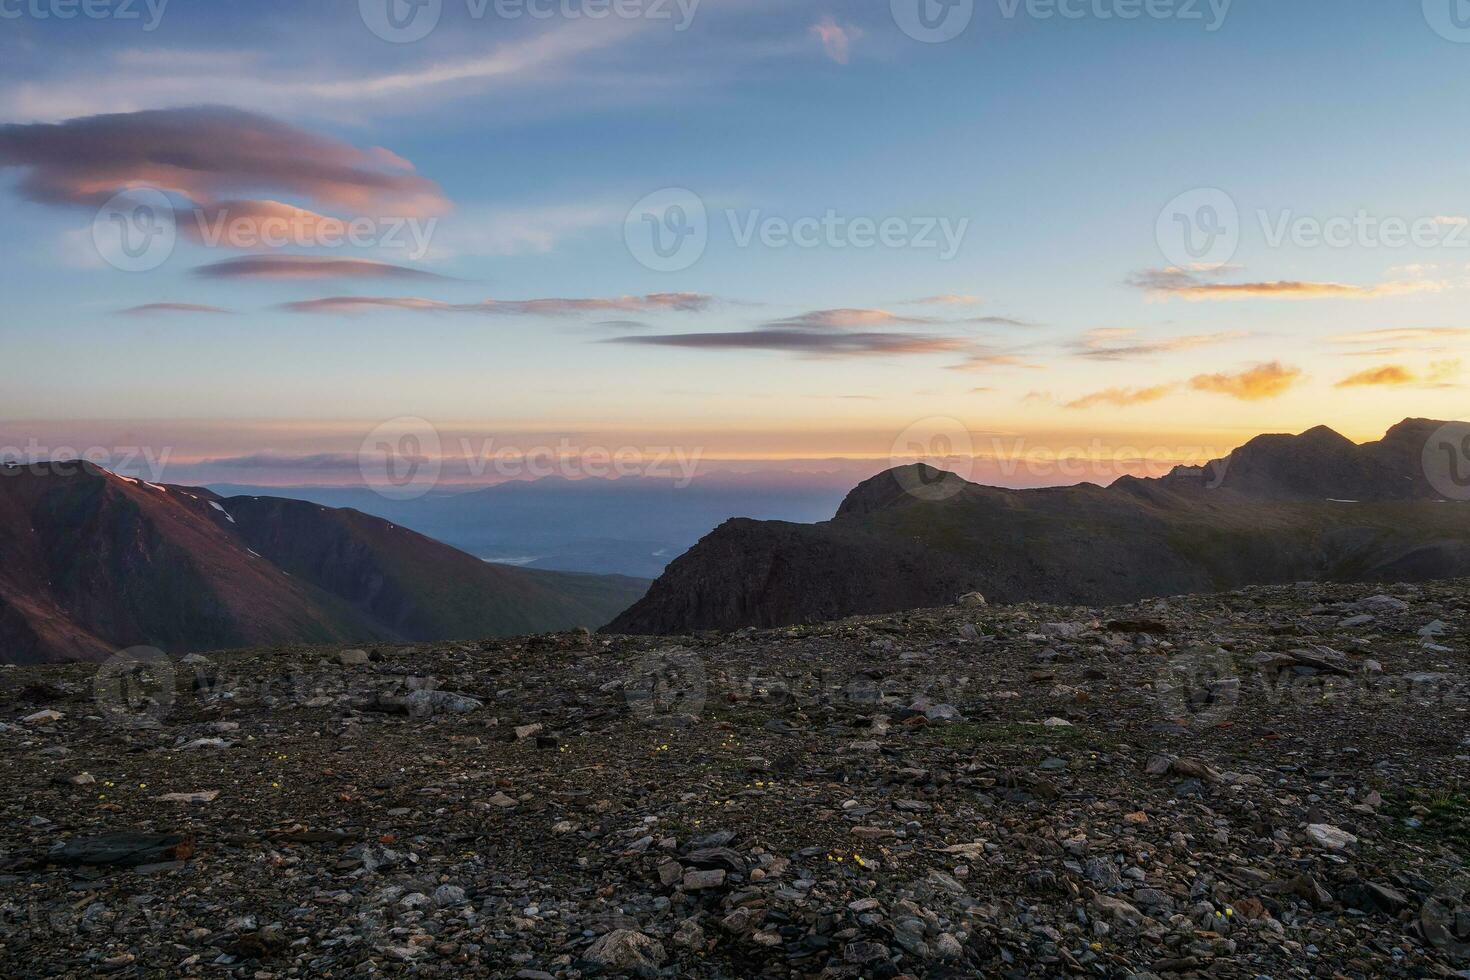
[{"left": 1, "top": 578, "right": 1468, "bottom": 976}]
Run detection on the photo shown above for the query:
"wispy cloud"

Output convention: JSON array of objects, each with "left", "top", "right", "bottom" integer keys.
[
  {"left": 1328, "top": 327, "right": 1470, "bottom": 348},
  {"left": 195, "top": 256, "right": 446, "bottom": 281},
  {"left": 765, "top": 308, "right": 929, "bottom": 329},
  {"left": 1071, "top": 327, "right": 1248, "bottom": 360},
  {"left": 605, "top": 330, "right": 966, "bottom": 357},
  {"left": 279, "top": 297, "right": 451, "bottom": 315},
  {"left": 947, "top": 352, "right": 1044, "bottom": 371},
  {"left": 1, "top": 19, "right": 651, "bottom": 122},
  {"left": 1130, "top": 267, "right": 1447, "bottom": 301},
  {"left": 962, "top": 315, "right": 1036, "bottom": 328},
  {"left": 1063, "top": 384, "right": 1176, "bottom": 409},
  {"left": 1189, "top": 361, "right": 1303, "bottom": 400},
  {"left": 902, "top": 294, "right": 982, "bottom": 306},
  {"left": 431, "top": 203, "right": 621, "bottom": 258},
  {"left": 118, "top": 302, "right": 233, "bottom": 316},
  {"left": 282, "top": 292, "right": 713, "bottom": 316},
  {"left": 809, "top": 17, "right": 859, "bottom": 64}
]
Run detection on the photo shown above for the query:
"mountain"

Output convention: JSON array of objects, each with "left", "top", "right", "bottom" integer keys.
[
  {"left": 1158, "top": 418, "right": 1453, "bottom": 500},
  {"left": 203, "top": 476, "right": 850, "bottom": 578},
  {"left": 0, "top": 462, "right": 647, "bottom": 664},
  {"left": 608, "top": 419, "right": 1470, "bottom": 634}
]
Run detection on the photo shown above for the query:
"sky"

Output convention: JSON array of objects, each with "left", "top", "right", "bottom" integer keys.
[{"left": 1, "top": 0, "right": 1468, "bottom": 489}]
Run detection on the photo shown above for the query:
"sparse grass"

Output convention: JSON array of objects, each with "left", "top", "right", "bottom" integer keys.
[{"left": 1385, "top": 790, "right": 1470, "bottom": 858}]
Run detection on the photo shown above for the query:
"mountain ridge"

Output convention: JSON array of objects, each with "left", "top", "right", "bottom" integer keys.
[
  {"left": 608, "top": 419, "right": 1470, "bottom": 634},
  {"left": 0, "top": 462, "right": 647, "bottom": 664}
]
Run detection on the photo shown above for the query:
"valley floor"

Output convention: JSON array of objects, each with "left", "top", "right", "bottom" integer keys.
[{"left": 1, "top": 580, "right": 1469, "bottom": 977}]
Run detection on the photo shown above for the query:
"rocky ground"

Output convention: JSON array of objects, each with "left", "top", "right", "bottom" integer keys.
[{"left": 1, "top": 580, "right": 1469, "bottom": 978}]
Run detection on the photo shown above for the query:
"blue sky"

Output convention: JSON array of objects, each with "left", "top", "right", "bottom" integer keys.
[{"left": 1, "top": 0, "right": 1467, "bottom": 483}]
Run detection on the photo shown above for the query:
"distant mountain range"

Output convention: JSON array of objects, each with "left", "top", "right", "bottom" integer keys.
[
  {"left": 0, "top": 463, "right": 647, "bottom": 664},
  {"left": 608, "top": 419, "right": 1470, "bottom": 634},
  {"left": 204, "top": 476, "right": 850, "bottom": 578}
]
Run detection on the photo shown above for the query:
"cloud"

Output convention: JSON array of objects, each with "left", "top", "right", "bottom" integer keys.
[
  {"left": 431, "top": 203, "right": 620, "bottom": 258},
  {"left": 962, "top": 315, "right": 1036, "bottom": 328},
  {"left": 1335, "top": 360, "right": 1461, "bottom": 388},
  {"left": 117, "top": 302, "right": 233, "bottom": 316},
  {"left": 281, "top": 292, "right": 714, "bottom": 316},
  {"left": 1130, "top": 267, "right": 1446, "bottom": 301},
  {"left": 899, "top": 295, "right": 981, "bottom": 307},
  {"left": 605, "top": 330, "right": 966, "bottom": 357},
  {"left": 810, "top": 17, "right": 859, "bottom": 64},
  {"left": 904, "top": 294, "right": 982, "bottom": 306},
  {"left": 1328, "top": 327, "right": 1470, "bottom": 347},
  {"left": 1334, "top": 364, "right": 1416, "bottom": 388},
  {"left": 279, "top": 297, "right": 452, "bottom": 315},
  {"left": 1, "top": 18, "right": 649, "bottom": 122},
  {"left": 194, "top": 256, "right": 446, "bottom": 281},
  {"left": 1189, "top": 362, "right": 1303, "bottom": 400},
  {"left": 947, "top": 352, "right": 1044, "bottom": 371},
  {"left": 0, "top": 107, "right": 449, "bottom": 220},
  {"left": 1063, "top": 384, "right": 1176, "bottom": 409},
  {"left": 1071, "top": 327, "right": 1248, "bottom": 360},
  {"left": 765, "top": 308, "right": 929, "bottom": 329},
  {"left": 765, "top": 307, "right": 1034, "bottom": 332},
  {"left": 473, "top": 292, "right": 712, "bottom": 315}
]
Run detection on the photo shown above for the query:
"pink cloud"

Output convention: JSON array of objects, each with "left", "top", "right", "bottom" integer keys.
[
  {"left": 810, "top": 17, "right": 859, "bottom": 64},
  {"left": 607, "top": 329, "right": 964, "bottom": 357},
  {"left": 0, "top": 106, "right": 449, "bottom": 220},
  {"left": 195, "top": 256, "right": 445, "bottom": 281},
  {"left": 117, "top": 303, "right": 232, "bottom": 316},
  {"left": 767, "top": 308, "right": 929, "bottom": 329},
  {"left": 281, "top": 292, "right": 714, "bottom": 316}
]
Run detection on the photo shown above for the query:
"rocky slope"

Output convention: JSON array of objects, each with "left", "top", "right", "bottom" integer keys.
[
  {"left": 0, "top": 579, "right": 1467, "bottom": 976},
  {"left": 610, "top": 420, "right": 1470, "bottom": 634},
  {"left": 0, "top": 462, "right": 646, "bottom": 664}
]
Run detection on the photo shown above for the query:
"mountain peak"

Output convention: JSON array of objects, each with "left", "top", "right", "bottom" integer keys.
[{"left": 835, "top": 463, "right": 970, "bottom": 518}]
